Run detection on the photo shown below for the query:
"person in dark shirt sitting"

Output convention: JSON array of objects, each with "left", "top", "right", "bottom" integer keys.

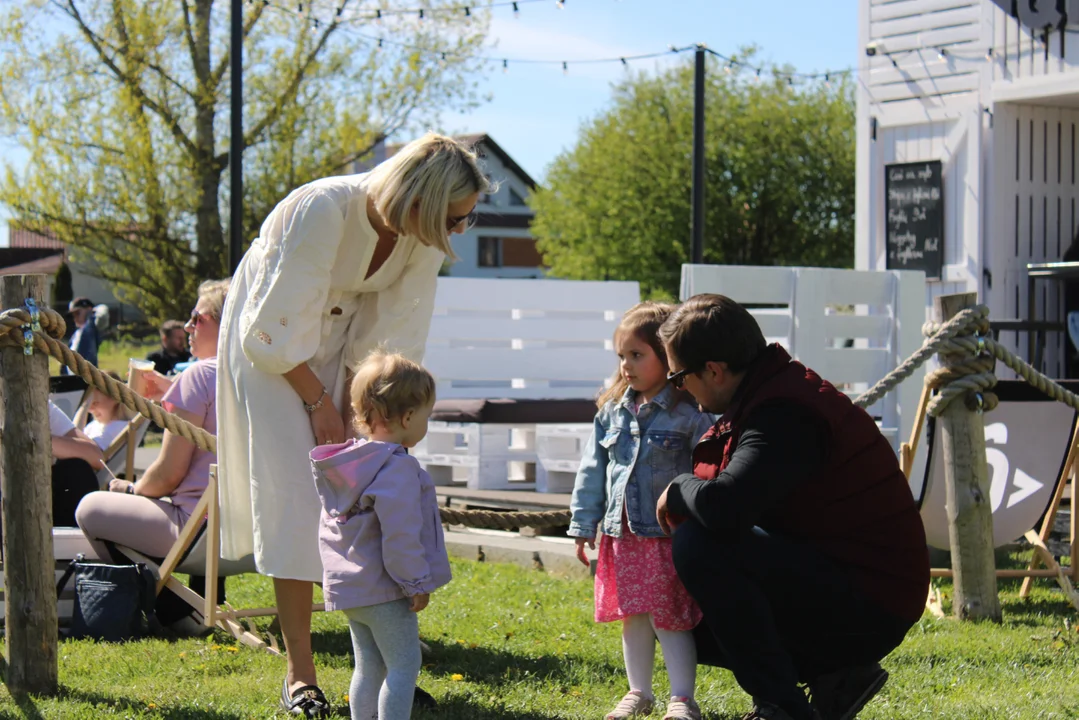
[
  {"left": 655, "top": 294, "right": 930, "bottom": 720},
  {"left": 147, "top": 319, "right": 191, "bottom": 375}
]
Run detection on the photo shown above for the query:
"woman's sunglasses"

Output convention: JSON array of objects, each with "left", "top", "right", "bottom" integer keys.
[
  {"left": 186, "top": 309, "right": 209, "bottom": 328},
  {"left": 446, "top": 210, "right": 477, "bottom": 231}
]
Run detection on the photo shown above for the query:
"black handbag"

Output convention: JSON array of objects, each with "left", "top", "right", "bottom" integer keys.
[{"left": 56, "top": 552, "right": 157, "bottom": 641}]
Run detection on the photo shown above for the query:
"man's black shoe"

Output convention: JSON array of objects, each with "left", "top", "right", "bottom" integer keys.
[{"left": 809, "top": 663, "right": 888, "bottom": 720}]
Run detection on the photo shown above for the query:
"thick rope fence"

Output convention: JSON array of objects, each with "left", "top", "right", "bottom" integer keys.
[{"left": 7, "top": 300, "right": 1079, "bottom": 532}]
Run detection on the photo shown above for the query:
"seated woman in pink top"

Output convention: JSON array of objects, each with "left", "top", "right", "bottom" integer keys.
[{"left": 76, "top": 278, "right": 229, "bottom": 637}]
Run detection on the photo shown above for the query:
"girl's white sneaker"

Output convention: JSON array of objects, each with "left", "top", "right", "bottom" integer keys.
[
  {"left": 605, "top": 690, "right": 656, "bottom": 719},
  {"left": 662, "top": 696, "right": 701, "bottom": 720}
]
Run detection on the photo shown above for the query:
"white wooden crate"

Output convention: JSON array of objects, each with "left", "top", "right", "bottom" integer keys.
[
  {"left": 413, "top": 421, "right": 538, "bottom": 490},
  {"left": 535, "top": 424, "right": 593, "bottom": 494}
]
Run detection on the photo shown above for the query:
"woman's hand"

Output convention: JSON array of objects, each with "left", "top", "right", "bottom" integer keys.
[
  {"left": 409, "top": 593, "right": 430, "bottom": 613},
  {"left": 310, "top": 400, "right": 346, "bottom": 446},
  {"left": 140, "top": 370, "right": 174, "bottom": 403},
  {"left": 109, "top": 479, "right": 134, "bottom": 494},
  {"left": 575, "top": 537, "right": 595, "bottom": 567}
]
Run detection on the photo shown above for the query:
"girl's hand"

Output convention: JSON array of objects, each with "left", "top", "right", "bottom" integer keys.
[
  {"left": 310, "top": 400, "right": 346, "bottom": 446},
  {"left": 575, "top": 537, "right": 595, "bottom": 567},
  {"left": 409, "top": 593, "right": 430, "bottom": 612}
]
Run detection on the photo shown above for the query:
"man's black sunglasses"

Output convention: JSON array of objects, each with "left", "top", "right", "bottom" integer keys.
[{"left": 667, "top": 367, "right": 696, "bottom": 389}]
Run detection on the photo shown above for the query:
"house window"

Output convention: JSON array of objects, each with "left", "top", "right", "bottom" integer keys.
[
  {"left": 478, "top": 237, "right": 501, "bottom": 267},
  {"left": 509, "top": 188, "right": 527, "bottom": 207}
]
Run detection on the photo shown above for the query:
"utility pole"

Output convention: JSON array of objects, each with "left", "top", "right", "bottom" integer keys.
[
  {"left": 229, "top": 0, "right": 244, "bottom": 274},
  {"left": 691, "top": 44, "right": 706, "bottom": 265}
]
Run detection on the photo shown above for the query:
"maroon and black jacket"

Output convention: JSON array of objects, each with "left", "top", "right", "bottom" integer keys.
[{"left": 667, "top": 344, "right": 930, "bottom": 623}]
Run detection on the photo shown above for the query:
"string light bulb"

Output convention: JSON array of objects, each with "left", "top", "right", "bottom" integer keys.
[
  {"left": 375, "top": 9, "right": 382, "bottom": 22},
  {"left": 503, "top": 59, "right": 508, "bottom": 73},
  {"left": 824, "top": 73, "right": 831, "bottom": 88},
  {"left": 419, "top": 8, "right": 424, "bottom": 19},
  {"left": 556, "top": 0, "right": 564, "bottom": 7},
  {"left": 563, "top": 61, "right": 568, "bottom": 74},
  {"left": 512, "top": 1, "right": 519, "bottom": 17},
  {"left": 755, "top": 68, "right": 761, "bottom": 83},
  {"left": 937, "top": 47, "right": 948, "bottom": 61},
  {"left": 464, "top": 6, "right": 471, "bottom": 17}
]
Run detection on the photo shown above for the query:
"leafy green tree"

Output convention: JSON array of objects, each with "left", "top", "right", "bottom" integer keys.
[
  {"left": 530, "top": 50, "right": 855, "bottom": 300},
  {"left": 0, "top": 0, "right": 489, "bottom": 321}
]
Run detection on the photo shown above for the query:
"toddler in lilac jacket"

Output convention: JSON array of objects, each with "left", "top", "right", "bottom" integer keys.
[
  {"left": 311, "top": 438, "right": 450, "bottom": 610},
  {"left": 310, "top": 350, "right": 450, "bottom": 720}
]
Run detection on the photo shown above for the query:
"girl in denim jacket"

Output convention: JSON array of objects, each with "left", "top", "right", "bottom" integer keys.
[
  {"left": 310, "top": 351, "right": 449, "bottom": 720},
  {"left": 570, "top": 303, "right": 715, "bottom": 720}
]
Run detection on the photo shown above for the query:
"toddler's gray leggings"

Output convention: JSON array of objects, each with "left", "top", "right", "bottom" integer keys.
[{"left": 343, "top": 599, "right": 421, "bottom": 720}]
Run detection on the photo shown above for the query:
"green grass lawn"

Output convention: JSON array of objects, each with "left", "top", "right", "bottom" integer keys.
[{"left": 1, "top": 557, "right": 1077, "bottom": 719}]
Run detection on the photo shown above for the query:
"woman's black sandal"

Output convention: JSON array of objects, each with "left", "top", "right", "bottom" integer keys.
[{"left": 280, "top": 678, "right": 331, "bottom": 718}]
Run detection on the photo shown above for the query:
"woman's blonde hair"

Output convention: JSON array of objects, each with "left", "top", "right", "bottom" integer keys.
[
  {"left": 596, "top": 301, "right": 679, "bottom": 409},
  {"left": 197, "top": 278, "right": 231, "bottom": 321},
  {"left": 366, "top": 132, "right": 492, "bottom": 259},
  {"left": 350, "top": 349, "right": 436, "bottom": 435}
]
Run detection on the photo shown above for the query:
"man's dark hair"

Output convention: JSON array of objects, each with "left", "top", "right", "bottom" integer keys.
[
  {"left": 658, "top": 294, "right": 767, "bottom": 374},
  {"left": 160, "top": 319, "right": 185, "bottom": 335}
]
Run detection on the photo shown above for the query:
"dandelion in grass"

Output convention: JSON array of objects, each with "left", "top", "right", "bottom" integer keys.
[{"left": 451, "top": 673, "right": 464, "bottom": 682}]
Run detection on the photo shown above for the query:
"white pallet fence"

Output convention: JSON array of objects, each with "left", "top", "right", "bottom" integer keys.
[
  {"left": 415, "top": 278, "right": 640, "bottom": 491},
  {"left": 413, "top": 422, "right": 537, "bottom": 490},
  {"left": 535, "top": 424, "right": 594, "bottom": 494},
  {"left": 680, "top": 264, "right": 926, "bottom": 457}
]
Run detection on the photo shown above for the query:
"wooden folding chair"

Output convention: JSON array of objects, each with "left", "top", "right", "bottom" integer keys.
[
  {"left": 113, "top": 465, "right": 324, "bottom": 653},
  {"left": 910, "top": 380, "right": 1079, "bottom": 611}
]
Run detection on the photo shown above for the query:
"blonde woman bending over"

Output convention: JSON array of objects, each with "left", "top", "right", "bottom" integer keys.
[{"left": 217, "top": 132, "right": 490, "bottom": 717}]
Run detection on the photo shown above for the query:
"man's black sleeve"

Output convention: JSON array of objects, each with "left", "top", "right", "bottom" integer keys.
[{"left": 666, "top": 402, "right": 829, "bottom": 533}]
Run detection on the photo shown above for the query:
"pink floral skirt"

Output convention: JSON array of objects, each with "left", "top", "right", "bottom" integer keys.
[{"left": 594, "top": 531, "right": 702, "bottom": 631}]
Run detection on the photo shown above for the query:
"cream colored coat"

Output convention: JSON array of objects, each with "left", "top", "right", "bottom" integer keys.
[{"left": 216, "top": 173, "right": 443, "bottom": 580}]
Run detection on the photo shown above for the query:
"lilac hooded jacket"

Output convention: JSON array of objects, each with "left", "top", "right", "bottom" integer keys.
[{"left": 310, "top": 438, "right": 451, "bottom": 611}]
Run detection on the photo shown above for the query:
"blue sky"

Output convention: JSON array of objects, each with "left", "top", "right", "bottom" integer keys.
[{"left": 0, "top": 0, "right": 858, "bottom": 246}]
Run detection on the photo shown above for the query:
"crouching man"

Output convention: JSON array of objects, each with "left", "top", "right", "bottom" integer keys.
[{"left": 657, "top": 294, "right": 930, "bottom": 720}]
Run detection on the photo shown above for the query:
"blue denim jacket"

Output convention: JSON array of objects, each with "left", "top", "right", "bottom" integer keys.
[{"left": 568, "top": 385, "right": 715, "bottom": 539}]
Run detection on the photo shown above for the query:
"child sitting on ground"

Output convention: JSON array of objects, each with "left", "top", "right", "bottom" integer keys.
[
  {"left": 310, "top": 350, "right": 450, "bottom": 720},
  {"left": 84, "top": 370, "right": 135, "bottom": 450}
]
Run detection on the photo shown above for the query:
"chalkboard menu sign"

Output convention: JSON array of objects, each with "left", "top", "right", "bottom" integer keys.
[{"left": 885, "top": 160, "right": 944, "bottom": 280}]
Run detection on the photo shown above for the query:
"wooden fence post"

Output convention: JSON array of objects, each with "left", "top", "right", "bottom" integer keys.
[
  {"left": 0, "top": 274, "right": 59, "bottom": 694},
  {"left": 935, "top": 292, "right": 1002, "bottom": 622}
]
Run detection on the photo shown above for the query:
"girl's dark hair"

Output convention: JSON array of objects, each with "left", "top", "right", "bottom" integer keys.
[{"left": 658, "top": 294, "right": 766, "bottom": 375}]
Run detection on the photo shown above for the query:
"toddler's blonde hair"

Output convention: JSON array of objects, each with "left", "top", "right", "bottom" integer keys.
[{"left": 350, "top": 349, "right": 436, "bottom": 434}]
